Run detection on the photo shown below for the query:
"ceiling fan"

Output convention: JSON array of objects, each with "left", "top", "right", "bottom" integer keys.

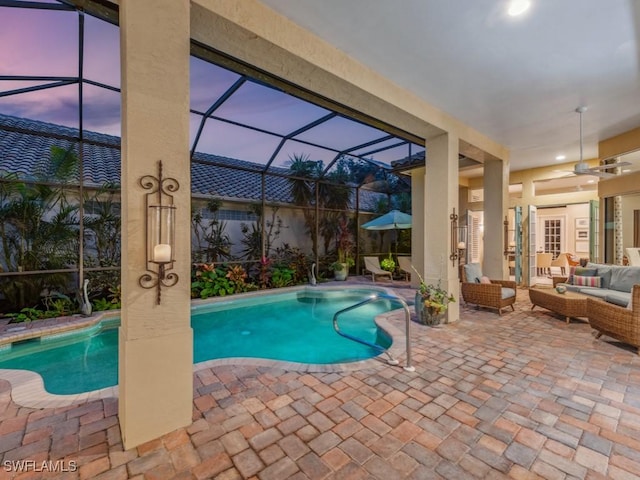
[
  {"left": 569, "top": 106, "right": 630, "bottom": 178},
  {"left": 539, "top": 107, "right": 631, "bottom": 184}
]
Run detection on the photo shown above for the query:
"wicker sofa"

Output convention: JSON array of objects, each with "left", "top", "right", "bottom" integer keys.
[
  {"left": 587, "top": 285, "right": 640, "bottom": 354},
  {"left": 461, "top": 263, "right": 516, "bottom": 315},
  {"left": 553, "top": 263, "right": 640, "bottom": 308}
]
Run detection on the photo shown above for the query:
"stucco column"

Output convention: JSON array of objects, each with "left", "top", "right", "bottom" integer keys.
[
  {"left": 412, "top": 133, "right": 460, "bottom": 322},
  {"left": 411, "top": 167, "right": 426, "bottom": 289},
  {"left": 521, "top": 178, "right": 535, "bottom": 286},
  {"left": 483, "top": 158, "right": 509, "bottom": 278},
  {"left": 119, "top": 0, "right": 192, "bottom": 449}
]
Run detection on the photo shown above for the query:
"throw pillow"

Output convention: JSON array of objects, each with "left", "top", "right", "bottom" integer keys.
[
  {"left": 463, "top": 263, "right": 483, "bottom": 283},
  {"left": 480, "top": 276, "right": 491, "bottom": 284},
  {"left": 573, "top": 275, "right": 601, "bottom": 288},
  {"left": 568, "top": 266, "right": 597, "bottom": 284}
]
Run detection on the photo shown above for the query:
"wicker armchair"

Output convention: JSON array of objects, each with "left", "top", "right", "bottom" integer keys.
[
  {"left": 460, "top": 264, "right": 517, "bottom": 315},
  {"left": 587, "top": 285, "right": 640, "bottom": 355}
]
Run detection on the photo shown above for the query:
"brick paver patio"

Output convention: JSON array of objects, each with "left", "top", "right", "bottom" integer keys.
[{"left": 1, "top": 283, "right": 640, "bottom": 479}]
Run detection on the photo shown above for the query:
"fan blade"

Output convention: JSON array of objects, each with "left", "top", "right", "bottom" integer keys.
[
  {"left": 575, "top": 170, "right": 614, "bottom": 178},
  {"left": 588, "top": 161, "right": 632, "bottom": 171},
  {"left": 536, "top": 173, "right": 575, "bottom": 182}
]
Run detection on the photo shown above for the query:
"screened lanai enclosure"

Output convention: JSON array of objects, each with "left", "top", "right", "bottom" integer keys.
[{"left": 0, "top": 0, "right": 425, "bottom": 315}]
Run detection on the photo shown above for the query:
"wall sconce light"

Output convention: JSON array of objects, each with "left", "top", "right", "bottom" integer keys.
[
  {"left": 450, "top": 208, "right": 459, "bottom": 266},
  {"left": 457, "top": 222, "right": 468, "bottom": 266},
  {"left": 503, "top": 216, "right": 510, "bottom": 258},
  {"left": 457, "top": 240, "right": 466, "bottom": 267},
  {"left": 450, "top": 209, "right": 468, "bottom": 267},
  {"left": 139, "top": 160, "right": 179, "bottom": 304}
]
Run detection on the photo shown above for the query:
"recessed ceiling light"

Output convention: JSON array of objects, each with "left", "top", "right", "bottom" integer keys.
[
  {"left": 508, "top": 0, "right": 531, "bottom": 16},
  {"left": 623, "top": 169, "right": 631, "bottom": 173},
  {"left": 555, "top": 155, "right": 566, "bottom": 161},
  {"left": 587, "top": 180, "right": 595, "bottom": 184}
]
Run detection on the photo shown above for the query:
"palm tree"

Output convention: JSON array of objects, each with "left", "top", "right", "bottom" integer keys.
[
  {"left": 318, "top": 160, "right": 352, "bottom": 255},
  {"left": 191, "top": 198, "right": 232, "bottom": 263},
  {"left": 287, "top": 154, "right": 321, "bottom": 256},
  {"left": 0, "top": 144, "right": 80, "bottom": 310}
]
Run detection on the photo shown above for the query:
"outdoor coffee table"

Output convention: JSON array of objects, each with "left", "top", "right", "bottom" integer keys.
[{"left": 529, "top": 287, "right": 588, "bottom": 324}]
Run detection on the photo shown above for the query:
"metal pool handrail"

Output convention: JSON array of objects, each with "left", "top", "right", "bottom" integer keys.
[{"left": 332, "top": 293, "right": 415, "bottom": 372}]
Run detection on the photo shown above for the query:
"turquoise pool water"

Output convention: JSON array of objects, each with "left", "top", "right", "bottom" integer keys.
[{"left": 0, "top": 289, "right": 398, "bottom": 395}]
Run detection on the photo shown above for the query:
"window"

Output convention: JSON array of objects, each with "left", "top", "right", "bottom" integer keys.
[
  {"left": 201, "top": 208, "right": 258, "bottom": 222},
  {"left": 542, "top": 218, "right": 563, "bottom": 258},
  {"left": 470, "top": 212, "right": 483, "bottom": 263}
]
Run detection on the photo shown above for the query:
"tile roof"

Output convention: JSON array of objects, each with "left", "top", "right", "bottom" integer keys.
[{"left": 0, "top": 114, "right": 384, "bottom": 212}]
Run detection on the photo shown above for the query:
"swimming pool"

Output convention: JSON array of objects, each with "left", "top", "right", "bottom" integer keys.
[{"left": 0, "top": 288, "right": 400, "bottom": 395}]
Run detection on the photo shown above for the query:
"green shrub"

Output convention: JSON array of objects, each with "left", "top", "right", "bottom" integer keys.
[
  {"left": 191, "top": 264, "right": 254, "bottom": 299},
  {"left": 7, "top": 307, "right": 45, "bottom": 323},
  {"left": 271, "top": 265, "right": 294, "bottom": 288},
  {"left": 381, "top": 254, "right": 396, "bottom": 272},
  {"left": 93, "top": 297, "right": 115, "bottom": 312}
]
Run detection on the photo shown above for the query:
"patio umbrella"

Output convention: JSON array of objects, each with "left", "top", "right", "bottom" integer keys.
[
  {"left": 361, "top": 210, "right": 412, "bottom": 230},
  {"left": 361, "top": 210, "right": 412, "bottom": 259}
]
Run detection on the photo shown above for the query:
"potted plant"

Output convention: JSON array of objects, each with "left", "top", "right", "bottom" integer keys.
[
  {"left": 330, "top": 254, "right": 355, "bottom": 281},
  {"left": 412, "top": 266, "right": 455, "bottom": 325}
]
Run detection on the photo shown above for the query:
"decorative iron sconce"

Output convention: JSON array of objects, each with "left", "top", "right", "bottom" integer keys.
[
  {"left": 503, "top": 216, "right": 510, "bottom": 258},
  {"left": 450, "top": 208, "right": 468, "bottom": 267},
  {"left": 139, "top": 160, "right": 179, "bottom": 304},
  {"left": 450, "top": 208, "right": 459, "bottom": 266}
]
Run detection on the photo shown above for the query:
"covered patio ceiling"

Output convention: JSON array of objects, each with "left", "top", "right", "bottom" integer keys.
[{"left": 259, "top": 0, "right": 640, "bottom": 176}]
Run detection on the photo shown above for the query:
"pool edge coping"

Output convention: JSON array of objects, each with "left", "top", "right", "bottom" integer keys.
[{"left": 0, "top": 283, "right": 414, "bottom": 408}]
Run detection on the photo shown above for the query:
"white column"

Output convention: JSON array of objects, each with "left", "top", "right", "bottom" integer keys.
[
  {"left": 483, "top": 158, "right": 509, "bottom": 278},
  {"left": 412, "top": 133, "right": 460, "bottom": 323},
  {"left": 119, "top": 0, "right": 192, "bottom": 449}
]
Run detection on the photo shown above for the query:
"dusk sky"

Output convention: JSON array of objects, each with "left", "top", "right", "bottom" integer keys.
[{"left": 1, "top": 2, "right": 423, "bottom": 170}]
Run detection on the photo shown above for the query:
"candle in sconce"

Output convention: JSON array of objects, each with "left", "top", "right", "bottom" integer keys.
[
  {"left": 457, "top": 241, "right": 466, "bottom": 249},
  {"left": 153, "top": 244, "right": 172, "bottom": 263}
]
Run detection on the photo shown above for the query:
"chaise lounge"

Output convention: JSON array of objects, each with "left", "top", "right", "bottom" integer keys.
[
  {"left": 363, "top": 256, "right": 393, "bottom": 283},
  {"left": 398, "top": 256, "right": 412, "bottom": 281}
]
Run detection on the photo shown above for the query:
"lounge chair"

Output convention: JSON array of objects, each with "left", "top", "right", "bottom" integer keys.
[
  {"left": 461, "top": 263, "right": 516, "bottom": 316},
  {"left": 363, "top": 256, "right": 393, "bottom": 283},
  {"left": 397, "top": 256, "right": 412, "bottom": 281},
  {"left": 626, "top": 247, "right": 640, "bottom": 266}
]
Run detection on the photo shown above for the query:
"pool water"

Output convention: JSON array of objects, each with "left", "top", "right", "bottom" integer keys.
[{"left": 0, "top": 289, "right": 398, "bottom": 394}]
